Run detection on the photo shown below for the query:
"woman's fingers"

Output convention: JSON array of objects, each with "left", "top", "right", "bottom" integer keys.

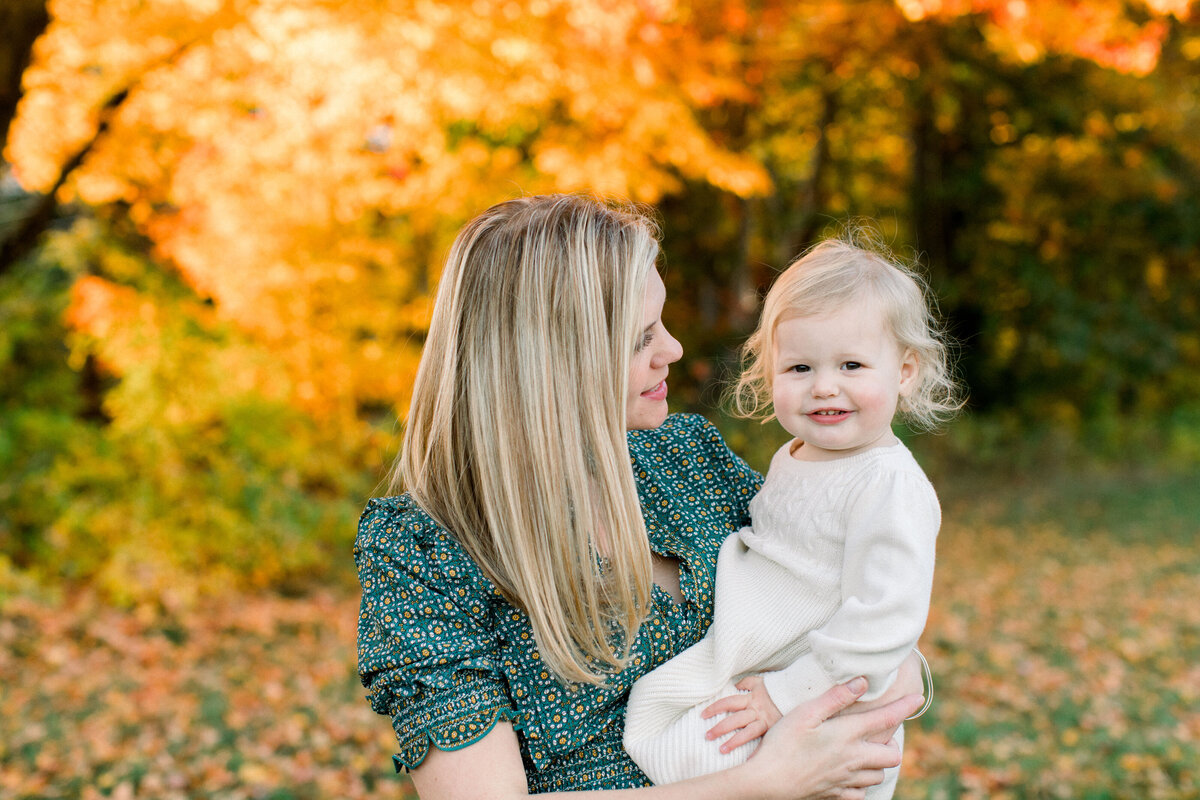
[
  {"left": 741, "top": 682, "right": 917, "bottom": 799},
  {"left": 791, "top": 677, "right": 869, "bottom": 725},
  {"left": 849, "top": 694, "right": 924, "bottom": 746},
  {"left": 894, "top": 650, "right": 924, "bottom": 697},
  {"left": 833, "top": 762, "right": 894, "bottom": 796},
  {"left": 849, "top": 768, "right": 888, "bottom": 789}
]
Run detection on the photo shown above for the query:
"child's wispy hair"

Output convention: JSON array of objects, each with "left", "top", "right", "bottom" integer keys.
[{"left": 731, "top": 223, "right": 964, "bottom": 432}]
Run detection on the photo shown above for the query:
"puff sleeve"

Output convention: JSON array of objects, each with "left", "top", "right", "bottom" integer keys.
[{"left": 354, "top": 497, "right": 519, "bottom": 772}]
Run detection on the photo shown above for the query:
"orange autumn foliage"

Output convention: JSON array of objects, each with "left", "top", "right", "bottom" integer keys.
[
  {"left": 10, "top": 0, "right": 1191, "bottom": 422},
  {"left": 3, "top": 0, "right": 1197, "bottom": 601},
  {"left": 895, "top": 0, "right": 1188, "bottom": 75}
]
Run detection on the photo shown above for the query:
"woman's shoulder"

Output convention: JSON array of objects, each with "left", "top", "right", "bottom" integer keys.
[
  {"left": 355, "top": 494, "right": 496, "bottom": 601},
  {"left": 626, "top": 412, "right": 727, "bottom": 460},
  {"left": 627, "top": 413, "right": 763, "bottom": 519},
  {"left": 629, "top": 413, "right": 757, "bottom": 477},
  {"left": 357, "top": 494, "right": 442, "bottom": 552}
]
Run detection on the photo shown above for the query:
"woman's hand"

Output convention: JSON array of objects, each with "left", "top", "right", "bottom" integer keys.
[
  {"left": 700, "top": 675, "right": 783, "bottom": 753},
  {"left": 834, "top": 650, "right": 925, "bottom": 745},
  {"left": 730, "top": 677, "right": 924, "bottom": 800},
  {"left": 702, "top": 651, "right": 926, "bottom": 762}
]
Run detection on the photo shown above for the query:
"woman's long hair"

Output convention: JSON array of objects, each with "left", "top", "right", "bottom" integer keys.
[{"left": 391, "top": 194, "right": 657, "bottom": 685}]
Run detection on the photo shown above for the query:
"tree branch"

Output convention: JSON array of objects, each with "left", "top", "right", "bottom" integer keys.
[
  {"left": 0, "top": 87, "right": 130, "bottom": 273},
  {"left": 0, "top": 3, "right": 243, "bottom": 276}
]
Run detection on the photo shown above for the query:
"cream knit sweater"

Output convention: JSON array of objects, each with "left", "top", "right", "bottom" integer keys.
[{"left": 623, "top": 440, "right": 940, "bottom": 794}]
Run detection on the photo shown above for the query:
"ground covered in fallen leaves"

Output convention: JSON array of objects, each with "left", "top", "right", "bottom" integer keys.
[
  {"left": 3, "top": 500, "right": 1197, "bottom": 799},
  {"left": 906, "top": 522, "right": 1199, "bottom": 799},
  {"left": 0, "top": 591, "right": 407, "bottom": 800}
]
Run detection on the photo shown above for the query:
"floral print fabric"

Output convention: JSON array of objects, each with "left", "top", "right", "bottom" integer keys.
[{"left": 355, "top": 414, "right": 761, "bottom": 792}]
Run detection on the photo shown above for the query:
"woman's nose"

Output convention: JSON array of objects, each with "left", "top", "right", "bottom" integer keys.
[{"left": 653, "top": 327, "right": 684, "bottom": 367}]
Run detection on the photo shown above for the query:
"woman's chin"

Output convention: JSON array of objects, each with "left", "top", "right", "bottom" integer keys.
[{"left": 626, "top": 401, "right": 669, "bottom": 431}]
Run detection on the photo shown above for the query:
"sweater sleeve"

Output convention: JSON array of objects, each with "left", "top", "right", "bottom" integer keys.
[{"left": 762, "top": 466, "right": 940, "bottom": 706}]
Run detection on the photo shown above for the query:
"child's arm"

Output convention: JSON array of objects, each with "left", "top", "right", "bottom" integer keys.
[{"left": 760, "top": 468, "right": 940, "bottom": 712}]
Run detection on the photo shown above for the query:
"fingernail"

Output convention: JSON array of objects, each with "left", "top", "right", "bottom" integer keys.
[{"left": 848, "top": 677, "right": 868, "bottom": 694}]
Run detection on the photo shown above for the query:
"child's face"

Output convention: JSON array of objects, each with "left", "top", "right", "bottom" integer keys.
[{"left": 771, "top": 301, "right": 918, "bottom": 461}]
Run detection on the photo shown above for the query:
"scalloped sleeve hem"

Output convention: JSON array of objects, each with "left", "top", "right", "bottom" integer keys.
[{"left": 390, "top": 671, "right": 524, "bottom": 772}]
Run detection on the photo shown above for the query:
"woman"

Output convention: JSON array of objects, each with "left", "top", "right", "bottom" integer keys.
[{"left": 355, "top": 195, "right": 923, "bottom": 799}]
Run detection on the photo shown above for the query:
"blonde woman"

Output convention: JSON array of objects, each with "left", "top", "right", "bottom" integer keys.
[{"left": 355, "top": 195, "right": 924, "bottom": 799}]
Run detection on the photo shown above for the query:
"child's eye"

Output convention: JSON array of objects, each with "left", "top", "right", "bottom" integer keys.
[
  {"left": 842, "top": 361, "right": 863, "bottom": 371},
  {"left": 790, "top": 364, "right": 810, "bottom": 373}
]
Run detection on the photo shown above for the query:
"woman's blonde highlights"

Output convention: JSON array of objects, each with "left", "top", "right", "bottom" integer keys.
[{"left": 393, "top": 195, "right": 658, "bottom": 686}]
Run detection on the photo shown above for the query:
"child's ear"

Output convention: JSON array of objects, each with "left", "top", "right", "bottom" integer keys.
[{"left": 899, "top": 349, "right": 920, "bottom": 396}]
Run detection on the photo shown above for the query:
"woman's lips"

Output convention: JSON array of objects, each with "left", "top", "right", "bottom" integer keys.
[{"left": 641, "top": 381, "right": 668, "bottom": 401}]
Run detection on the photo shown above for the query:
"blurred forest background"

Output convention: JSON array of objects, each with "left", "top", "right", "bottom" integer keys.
[{"left": 1, "top": 0, "right": 1198, "bottom": 798}]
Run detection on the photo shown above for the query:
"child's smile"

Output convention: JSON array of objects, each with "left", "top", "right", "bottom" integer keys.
[{"left": 771, "top": 302, "right": 919, "bottom": 461}]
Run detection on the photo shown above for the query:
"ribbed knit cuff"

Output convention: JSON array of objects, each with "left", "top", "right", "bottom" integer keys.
[{"left": 761, "top": 654, "right": 838, "bottom": 713}]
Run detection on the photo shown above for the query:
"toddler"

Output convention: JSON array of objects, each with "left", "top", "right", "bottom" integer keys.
[{"left": 623, "top": 232, "right": 960, "bottom": 797}]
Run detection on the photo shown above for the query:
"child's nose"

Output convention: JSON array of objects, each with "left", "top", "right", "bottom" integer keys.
[{"left": 811, "top": 373, "right": 839, "bottom": 397}]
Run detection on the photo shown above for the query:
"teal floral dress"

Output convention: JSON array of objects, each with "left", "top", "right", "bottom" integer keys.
[{"left": 355, "top": 414, "right": 762, "bottom": 792}]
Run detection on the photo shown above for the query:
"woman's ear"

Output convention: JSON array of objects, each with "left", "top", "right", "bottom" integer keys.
[{"left": 898, "top": 349, "right": 920, "bottom": 396}]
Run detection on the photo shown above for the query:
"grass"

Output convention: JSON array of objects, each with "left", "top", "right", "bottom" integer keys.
[{"left": 1, "top": 455, "right": 1197, "bottom": 799}]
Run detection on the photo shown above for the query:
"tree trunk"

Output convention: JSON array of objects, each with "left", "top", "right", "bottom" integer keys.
[
  {"left": 0, "top": 0, "right": 50, "bottom": 150},
  {"left": 775, "top": 83, "right": 837, "bottom": 266},
  {"left": 0, "top": 88, "right": 132, "bottom": 272}
]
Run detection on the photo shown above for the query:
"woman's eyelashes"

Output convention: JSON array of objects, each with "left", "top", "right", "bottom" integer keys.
[{"left": 635, "top": 330, "right": 655, "bottom": 353}]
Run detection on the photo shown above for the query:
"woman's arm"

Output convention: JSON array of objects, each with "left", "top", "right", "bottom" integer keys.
[
  {"left": 701, "top": 649, "right": 925, "bottom": 753},
  {"left": 410, "top": 680, "right": 924, "bottom": 800}
]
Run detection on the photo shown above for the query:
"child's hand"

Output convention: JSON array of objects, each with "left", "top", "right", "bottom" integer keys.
[{"left": 700, "top": 674, "right": 783, "bottom": 753}]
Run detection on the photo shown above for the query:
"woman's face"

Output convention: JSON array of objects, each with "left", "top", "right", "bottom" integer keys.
[{"left": 626, "top": 271, "right": 683, "bottom": 430}]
